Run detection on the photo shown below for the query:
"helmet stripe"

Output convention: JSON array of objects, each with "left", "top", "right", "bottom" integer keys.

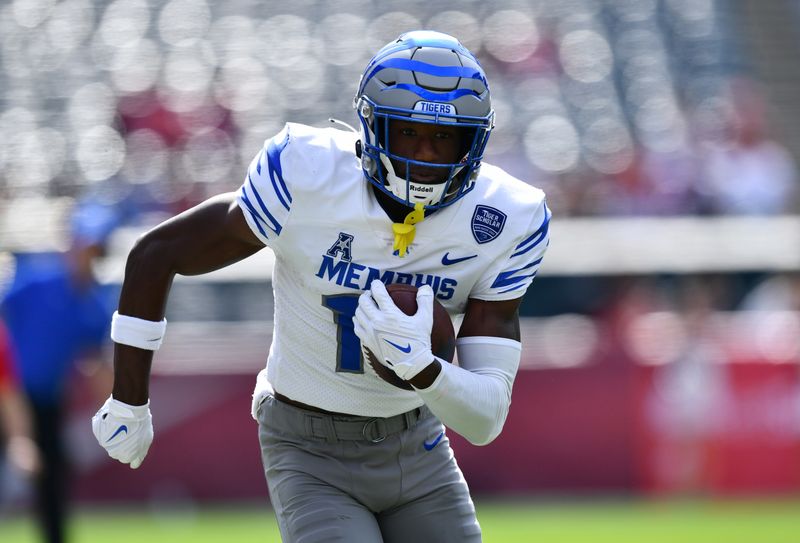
[
  {"left": 381, "top": 83, "right": 480, "bottom": 102},
  {"left": 365, "top": 36, "right": 474, "bottom": 67},
  {"left": 364, "top": 58, "right": 487, "bottom": 88}
]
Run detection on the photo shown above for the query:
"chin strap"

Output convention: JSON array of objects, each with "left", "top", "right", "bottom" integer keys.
[{"left": 392, "top": 203, "right": 425, "bottom": 257}]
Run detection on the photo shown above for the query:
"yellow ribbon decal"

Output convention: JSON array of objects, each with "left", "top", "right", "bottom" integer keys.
[{"left": 392, "top": 202, "right": 425, "bottom": 257}]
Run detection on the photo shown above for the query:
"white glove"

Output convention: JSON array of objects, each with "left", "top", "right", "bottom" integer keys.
[
  {"left": 353, "top": 280, "right": 435, "bottom": 381},
  {"left": 91, "top": 395, "right": 153, "bottom": 469}
]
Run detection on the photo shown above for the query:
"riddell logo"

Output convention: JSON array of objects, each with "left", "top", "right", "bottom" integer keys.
[{"left": 412, "top": 185, "right": 435, "bottom": 193}]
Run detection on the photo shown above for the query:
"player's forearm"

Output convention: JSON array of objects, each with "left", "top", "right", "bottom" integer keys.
[
  {"left": 415, "top": 363, "right": 511, "bottom": 445},
  {"left": 407, "top": 359, "right": 442, "bottom": 388},
  {"left": 111, "top": 229, "right": 177, "bottom": 405},
  {"left": 414, "top": 337, "right": 521, "bottom": 446},
  {"left": 112, "top": 345, "right": 153, "bottom": 405}
]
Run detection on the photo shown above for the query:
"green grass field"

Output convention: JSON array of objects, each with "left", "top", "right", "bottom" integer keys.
[{"left": 2, "top": 499, "right": 799, "bottom": 542}]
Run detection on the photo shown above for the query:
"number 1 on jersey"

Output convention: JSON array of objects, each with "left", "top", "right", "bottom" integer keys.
[{"left": 321, "top": 294, "right": 363, "bottom": 373}]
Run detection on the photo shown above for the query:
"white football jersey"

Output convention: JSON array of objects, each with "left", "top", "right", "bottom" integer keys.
[{"left": 237, "top": 123, "right": 550, "bottom": 416}]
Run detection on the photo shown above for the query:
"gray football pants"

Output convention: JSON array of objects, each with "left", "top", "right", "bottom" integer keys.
[{"left": 256, "top": 392, "right": 482, "bottom": 543}]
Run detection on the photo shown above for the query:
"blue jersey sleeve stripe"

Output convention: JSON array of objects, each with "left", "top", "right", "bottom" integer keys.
[
  {"left": 246, "top": 174, "right": 283, "bottom": 235},
  {"left": 238, "top": 190, "right": 269, "bottom": 239},
  {"left": 511, "top": 233, "right": 545, "bottom": 258},
  {"left": 492, "top": 271, "right": 539, "bottom": 290},
  {"left": 498, "top": 282, "right": 530, "bottom": 295},
  {"left": 267, "top": 133, "right": 292, "bottom": 210},
  {"left": 255, "top": 149, "right": 264, "bottom": 175},
  {"left": 490, "top": 258, "right": 543, "bottom": 289},
  {"left": 515, "top": 207, "right": 550, "bottom": 249},
  {"left": 492, "top": 271, "right": 538, "bottom": 289},
  {"left": 512, "top": 204, "right": 551, "bottom": 257}
]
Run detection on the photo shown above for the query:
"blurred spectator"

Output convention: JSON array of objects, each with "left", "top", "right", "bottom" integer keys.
[
  {"left": 0, "top": 318, "right": 40, "bottom": 487},
  {"left": 116, "top": 90, "right": 237, "bottom": 213},
  {"left": 1, "top": 1, "right": 796, "bottom": 219},
  {"left": 698, "top": 79, "right": 798, "bottom": 214},
  {"left": 633, "top": 277, "right": 730, "bottom": 493},
  {"left": 0, "top": 202, "right": 118, "bottom": 543},
  {"left": 739, "top": 272, "right": 800, "bottom": 312}
]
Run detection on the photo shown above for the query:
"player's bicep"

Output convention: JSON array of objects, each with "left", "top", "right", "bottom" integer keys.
[
  {"left": 225, "top": 198, "right": 266, "bottom": 248},
  {"left": 131, "top": 193, "right": 263, "bottom": 278},
  {"left": 119, "top": 193, "right": 263, "bottom": 320},
  {"left": 458, "top": 297, "right": 522, "bottom": 341}
]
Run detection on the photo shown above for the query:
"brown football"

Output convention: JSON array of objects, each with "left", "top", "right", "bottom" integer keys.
[{"left": 364, "top": 283, "right": 456, "bottom": 390}]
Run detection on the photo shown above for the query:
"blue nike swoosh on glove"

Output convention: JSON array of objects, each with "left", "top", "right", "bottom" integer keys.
[
  {"left": 424, "top": 431, "right": 444, "bottom": 451},
  {"left": 106, "top": 425, "right": 128, "bottom": 442},
  {"left": 384, "top": 339, "right": 412, "bottom": 353}
]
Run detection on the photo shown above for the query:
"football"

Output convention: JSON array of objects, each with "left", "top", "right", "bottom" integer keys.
[{"left": 364, "top": 283, "right": 456, "bottom": 390}]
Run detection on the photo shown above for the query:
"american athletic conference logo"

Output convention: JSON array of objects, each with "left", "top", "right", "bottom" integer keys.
[{"left": 471, "top": 205, "right": 506, "bottom": 244}]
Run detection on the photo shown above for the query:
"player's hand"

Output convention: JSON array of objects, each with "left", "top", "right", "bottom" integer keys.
[
  {"left": 354, "top": 280, "right": 434, "bottom": 381},
  {"left": 91, "top": 395, "right": 153, "bottom": 469}
]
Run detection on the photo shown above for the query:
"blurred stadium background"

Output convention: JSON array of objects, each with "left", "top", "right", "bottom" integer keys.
[{"left": 2, "top": 0, "right": 800, "bottom": 541}]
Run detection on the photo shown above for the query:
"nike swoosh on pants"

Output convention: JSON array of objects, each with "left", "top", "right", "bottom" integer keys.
[{"left": 423, "top": 431, "right": 444, "bottom": 451}]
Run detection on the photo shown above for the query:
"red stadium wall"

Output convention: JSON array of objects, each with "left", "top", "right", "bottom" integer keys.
[
  {"left": 73, "top": 368, "right": 640, "bottom": 504},
  {"left": 635, "top": 362, "right": 800, "bottom": 496},
  {"left": 69, "top": 315, "right": 800, "bottom": 503},
  {"left": 450, "top": 364, "right": 639, "bottom": 494}
]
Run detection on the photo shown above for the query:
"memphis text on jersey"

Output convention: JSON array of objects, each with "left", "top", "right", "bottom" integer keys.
[{"left": 317, "top": 232, "right": 457, "bottom": 300}]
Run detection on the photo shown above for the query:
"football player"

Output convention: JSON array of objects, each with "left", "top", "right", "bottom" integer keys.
[{"left": 93, "top": 31, "right": 550, "bottom": 542}]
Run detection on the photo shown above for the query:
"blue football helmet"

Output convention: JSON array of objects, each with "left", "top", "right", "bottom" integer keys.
[{"left": 354, "top": 31, "right": 494, "bottom": 210}]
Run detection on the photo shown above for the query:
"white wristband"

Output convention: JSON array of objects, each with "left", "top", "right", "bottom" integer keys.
[{"left": 110, "top": 311, "right": 168, "bottom": 351}]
